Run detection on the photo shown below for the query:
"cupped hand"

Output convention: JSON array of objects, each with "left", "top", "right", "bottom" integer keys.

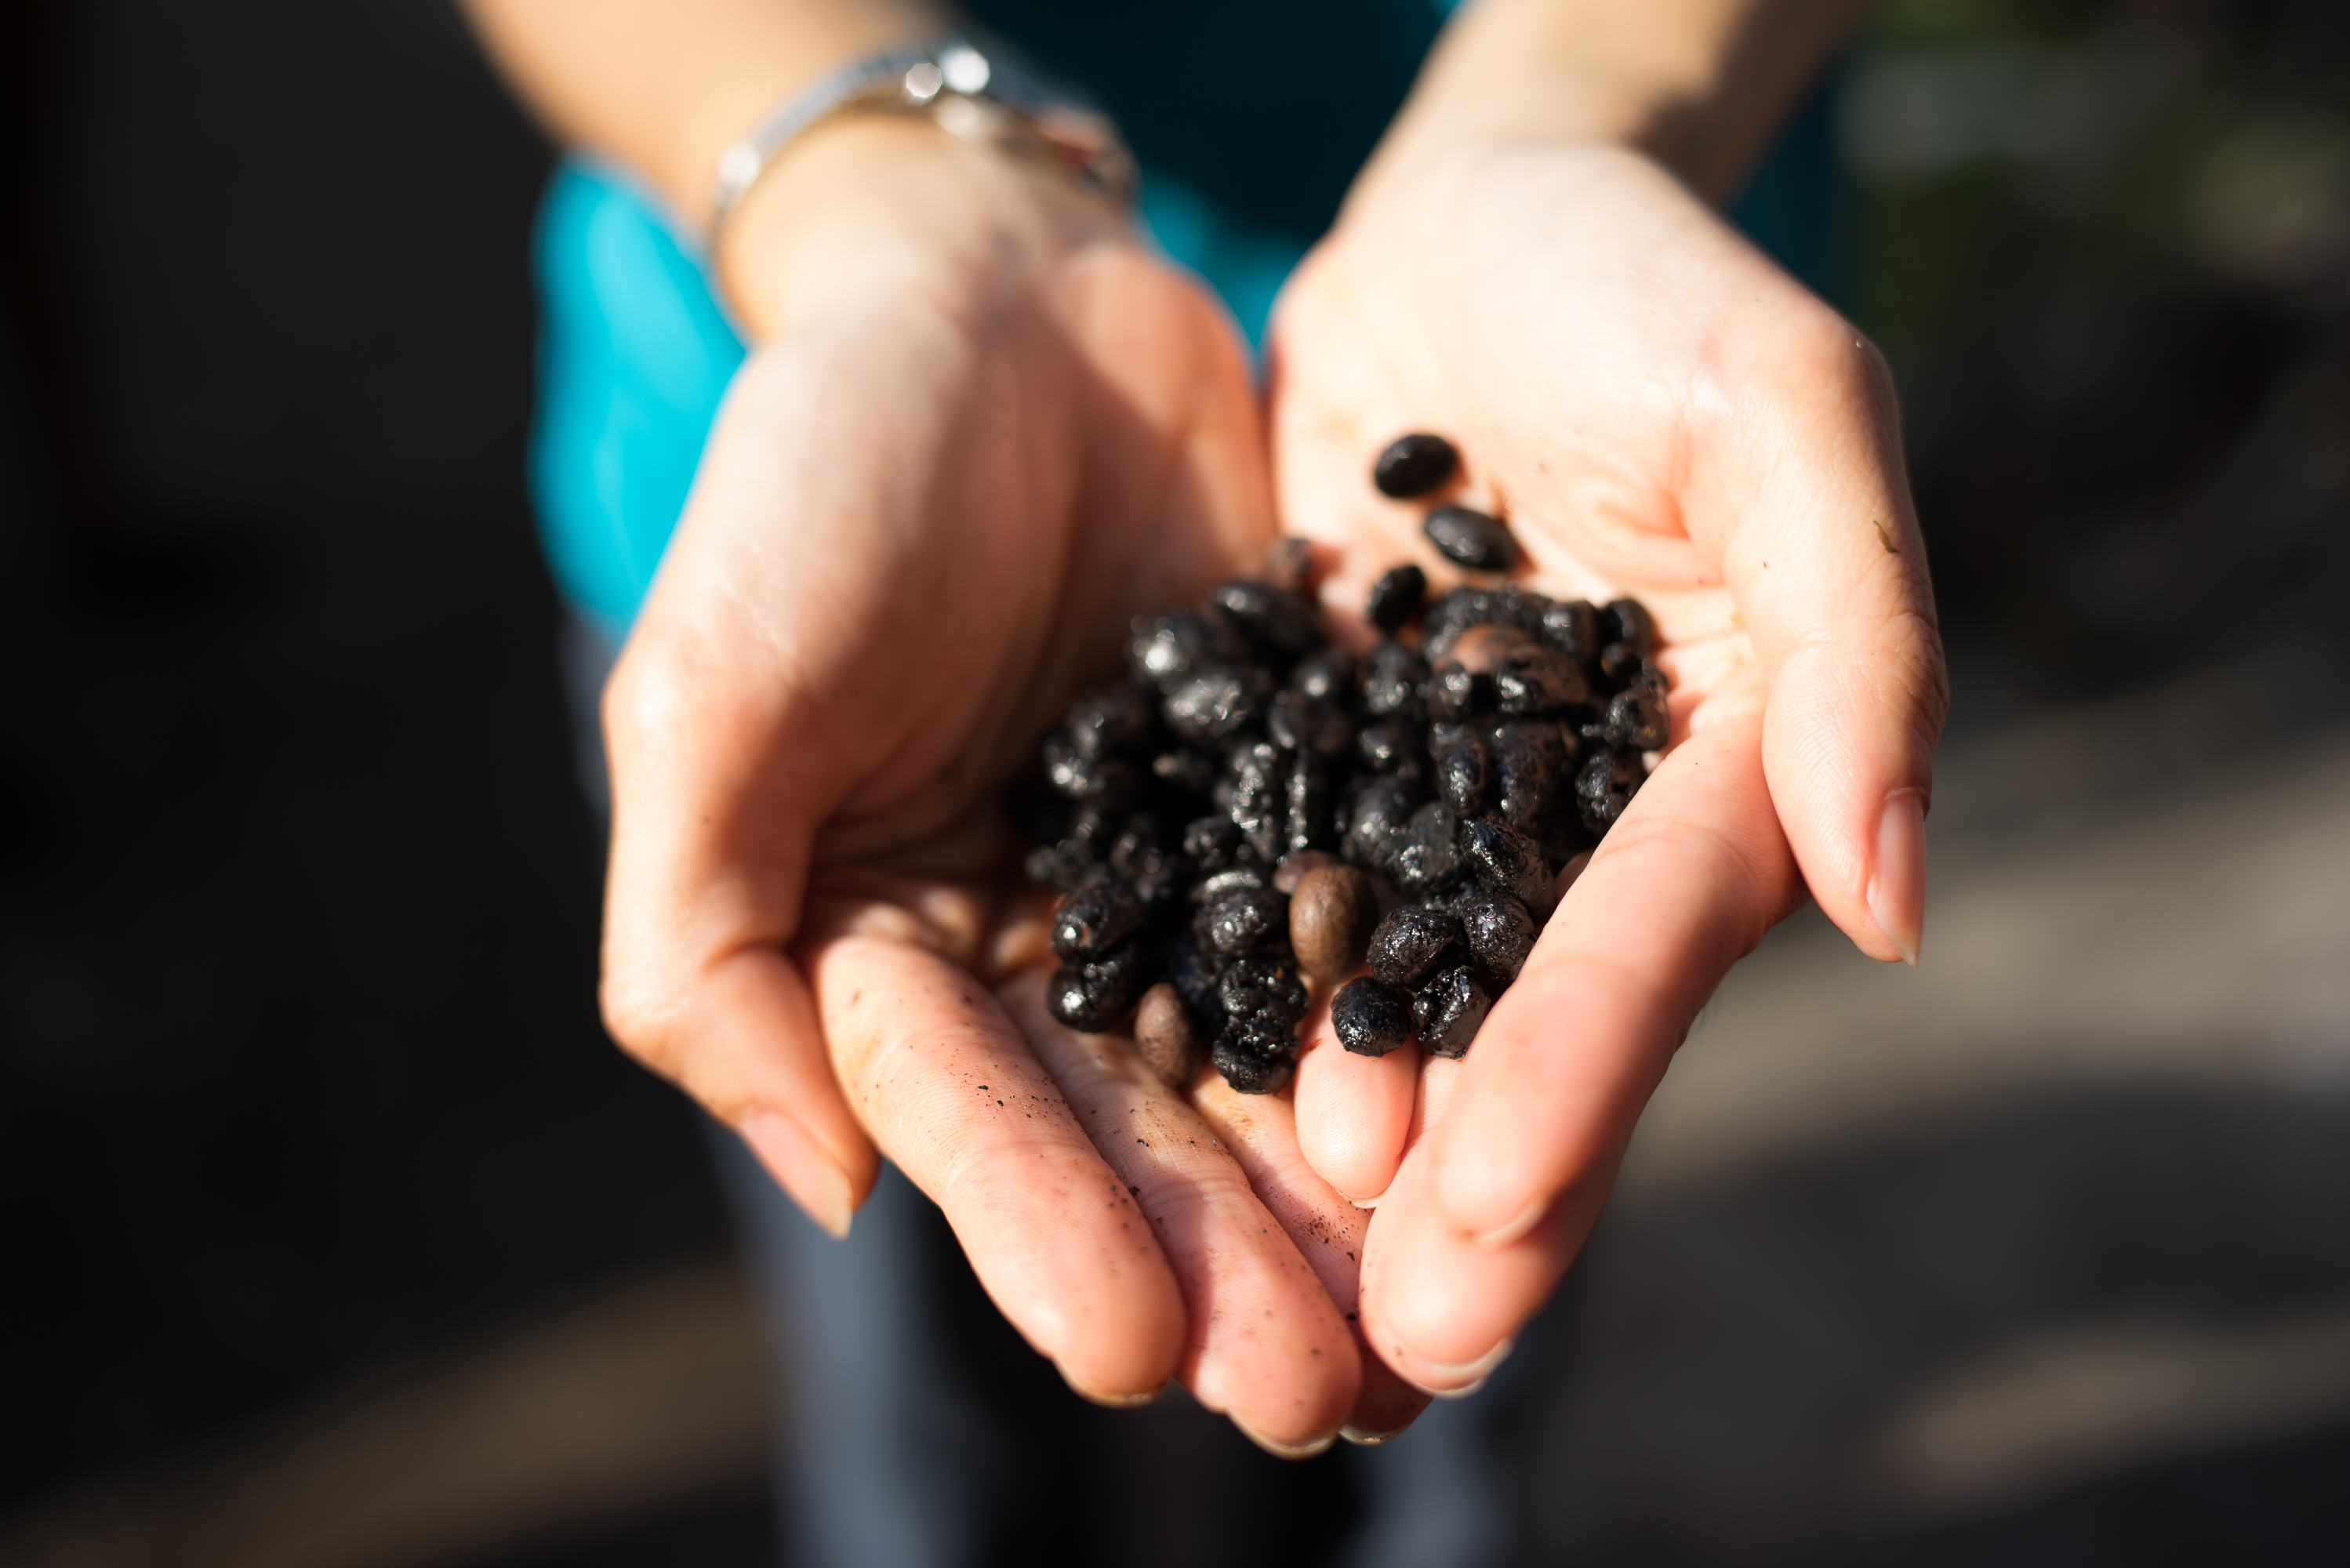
[
  {"left": 597, "top": 119, "right": 1413, "bottom": 1448},
  {"left": 1266, "top": 140, "right": 1949, "bottom": 1390}
]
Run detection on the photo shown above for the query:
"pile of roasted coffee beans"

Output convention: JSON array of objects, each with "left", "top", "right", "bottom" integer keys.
[{"left": 1015, "top": 433, "right": 1668, "bottom": 1093}]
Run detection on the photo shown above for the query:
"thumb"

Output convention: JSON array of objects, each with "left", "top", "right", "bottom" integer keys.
[{"left": 1694, "top": 304, "right": 1949, "bottom": 964}]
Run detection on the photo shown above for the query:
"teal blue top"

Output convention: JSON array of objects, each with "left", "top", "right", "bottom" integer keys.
[{"left": 528, "top": 6, "right": 1838, "bottom": 638}]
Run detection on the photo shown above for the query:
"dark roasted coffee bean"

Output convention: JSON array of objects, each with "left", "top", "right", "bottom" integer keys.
[
  {"left": 1065, "top": 684, "right": 1155, "bottom": 760},
  {"left": 1182, "top": 815, "right": 1248, "bottom": 871},
  {"left": 1387, "top": 801, "right": 1466, "bottom": 895},
  {"left": 1268, "top": 688, "right": 1353, "bottom": 757},
  {"left": 1426, "top": 665, "right": 1489, "bottom": 724},
  {"left": 1435, "top": 733, "right": 1495, "bottom": 818},
  {"left": 1342, "top": 775, "right": 1420, "bottom": 868},
  {"left": 1169, "top": 934, "right": 1224, "bottom": 1030},
  {"left": 1458, "top": 889, "right": 1536, "bottom": 989},
  {"left": 1460, "top": 817, "right": 1557, "bottom": 921},
  {"left": 1218, "top": 954, "right": 1309, "bottom": 1029},
  {"left": 1163, "top": 667, "right": 1271, "bottom": 746},
  {"left": 1041, "top": 734, "right": 1140, "bottom": 811},
  {"left": 1331, "top": 977, "right": 1415, "bottom": 1057},
  {"left": 1212, "top": 579, "right": 1320, "bottom": 656},
  {"left": 1492, "top": 720, "right": 1569, "bottom": 831},
  {"left": 1212, "top": 1020, "right": 1298, "bottom": 1094},
  {"left": 1355, "top": 715, "right": 1420, "bottom": 775},
  {"left": 1066, "top": 806, "right": 1119, "bottom": 851},
  {"left": 1290, "top": 648, "right": 1356, "bottom": 703},
  {"left": 1601, "top": 684, "right": 1669, "bottom": 753},
  {"left": 1366, "top": 564, "right": 1429, "bottom": 630},
  {"left": 1421, "top": 588, "right": 1494, "bottom": 652},
  {"left": 1196, "top": 885, "right": 1288, "bottom": 957},
  {"left": 1134, "top": 983, "right": 1205, "bottom": 1087},
  {"left": 1048, "top": 942, "right": 1148, "bottom": 1033},
  {"left": 1052, "top": 880, "right": 1147, "bottom": 960},
  {"left": 1368, "top": 903, "right": 1466, "bottom": 989},
  {"left": 1192, "top": 866, "right": 1269, "bottom": 905},
  {"left": 1131, "top": 608, "right": 1248, "bottom": 690},
  {"left": 1373, "top": 432, "right": 1460, "bottom": 499},
  {"left": 1265, "top": 536, "right": 1315, "bottom": 591},
  {"left": 1153, "top": 747, "right": 1219, "bottom": 795},
  {"left": 1540, "top": 599, "right": 1602, "bottom": 667},
  {"left": 1284, "top": 750, "right": 1332, "bottom": 855},
  {"left": 1597, "top": 641, "right": 1641, "bottom": 684},
  {"left": 1495, "top": 648, "right": 1591, "bottom": 716},
  {"left": 1223, "top": 740, "right": 1285, "bottom": 860},
  {"left": 1360, "top": 640, "right": 1430, "bottom": 720},
  {"left": 1412, "top": 966, "right": 1491, "bottom": 1058},
  {"left": 1289, "top": 862, "right": 1379, "bottom": 984},
  {"left": 1604, "top": 597, "right": 1655, "bottom": 659},
  {"left": 1424, "top": 506, "right": 1520, "bottom": 572},
  {"left": 1576, "top": 750, "right": 1644, "bottom": 833}
]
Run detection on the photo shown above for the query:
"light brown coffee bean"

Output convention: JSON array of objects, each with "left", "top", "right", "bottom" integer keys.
[
  {"left": 1273, "top": 849, "right": 1338, "bottom": 894},
  {"left": 1289, "top": 863, "right": 1380, "bottom": 985},
  {"left": 1133, "top": 982, "right": 1204, "bottom": 1088}
]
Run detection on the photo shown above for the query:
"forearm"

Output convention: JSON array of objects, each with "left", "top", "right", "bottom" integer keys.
[
  {"left": 458, "top": 0, "right": 946, "bottom": 227},
  {"left": 1360, "top": 0, "right": 1873, "bottom": 209}
]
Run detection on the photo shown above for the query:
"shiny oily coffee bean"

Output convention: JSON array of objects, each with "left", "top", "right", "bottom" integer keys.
[
  {"left": 1217, "top": 955, "right": 1309, "bottom": 1029},
  {"left": 1051, "top": 880, "right": 1146, "bottom": 961},
  {"left": 1368, "top": 904, "right": 1466, "bottom": 990},
  {"left": 1461, "top": 817, "right": 1556, "bottom": 920},
  {"left": 1048, "top": 944, "right": 1149, "bottom": 1034},
  {"left": 1331, "top": 976, "right": 1415, "bottom": 1057},
  {"left": 1458, "top": 889, "right": 1537, "bottom": 989},
  {"left": 1424, "top": 505, "right": 1520, "bottom": 572},
  {"left": 1133, "top": 982, "right": 1204, "bottom": 1088},
  {"left": 1290, "top": 648, "right": 1356, "bottom": 703},
  {"left": 1372, "top": 432, "right": 1460, "bottom": 499},
  {"left": 1289, "top": 862, "right": 1380, "bottom": 984},
  {"left": 1413, "top": 965, "right": 1492, "bottom": 1058},
  {"left": 1366, "top": 564, "right": 1429, "bottom": 631},
  {"left": 1576, "top": 750, "right": 1644, "bottom": 833},
  {"left": 1195, "top": 886, "right": 1289, "bottom": 957},
  {"left": 1386, "top": 801, "right": 1466, "bottom": 896},
  {"left": 1212, "top": 1020, "right": 1299, "bottom": 1095},
  {"left": 1436, "top": 735, "right": 1495, "bottom": 818}
]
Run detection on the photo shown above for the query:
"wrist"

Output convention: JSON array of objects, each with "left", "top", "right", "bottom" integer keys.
[{"left": 714, "top": 112, "right": 1122, "bottom": 342}]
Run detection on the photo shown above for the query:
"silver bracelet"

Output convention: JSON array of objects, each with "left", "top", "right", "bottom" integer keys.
[{"left": 709, "top": 34, "right": 1139, "bottom": 235}]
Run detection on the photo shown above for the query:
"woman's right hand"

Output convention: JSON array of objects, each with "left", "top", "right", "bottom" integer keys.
[{"left": 597, "top": 118, "right": 1415, "bottom": 1451}]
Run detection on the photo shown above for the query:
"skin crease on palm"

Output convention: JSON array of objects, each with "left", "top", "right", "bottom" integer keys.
[{"left": 596, "top": 90, "right": 1945, "bottom": 1454}]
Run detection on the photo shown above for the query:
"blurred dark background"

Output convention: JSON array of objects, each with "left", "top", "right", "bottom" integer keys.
[{"left": 2, "top": 0, "right": 2345, "bottom": 1565}]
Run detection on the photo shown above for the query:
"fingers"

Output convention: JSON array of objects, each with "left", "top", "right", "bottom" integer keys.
[
  {"left": 806, "top": 937, "right": 1187, "bottom": 1403},
  {"left": 1189, "top": 1071, "right": 1434, "bottom": 1443},
  {"left": 1291, "top": 1004, "right": 1419, "bottom": 1206},
  {"left": 1691, "top": 298, "right": 1949, "bottom": 965},
  {"left": 1001, "top": 974, "right": 1360, "bottom": 1450},
  {"left": 1364, "top": 717, "right": 1800, "bottom": 1374}
]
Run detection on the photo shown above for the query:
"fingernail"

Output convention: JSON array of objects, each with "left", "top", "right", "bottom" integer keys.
[
  {"left": 1865, "top": 789, "right": 1928, "bottom": 967},
  {"left": 1231, "top": 1415, "right": 1339, "bottom": 1460},
  {"left": 1346, "top": 1189, "right": 1387, "bottom": 1210},
  {"left": 1404, "top": 1337, "right": 1514, "bottom": 1399},
  {"left": 1064, "top": 1375, "right": 1167, "bottom": 1410},
  {"left": 1340, "top": 1422, "right": 1405, "bottom": 1446},
  {"left": 739, "top": 1109, "right": 855, "bottom": 1240}
]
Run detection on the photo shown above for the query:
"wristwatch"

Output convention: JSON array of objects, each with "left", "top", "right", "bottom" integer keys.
[{"left": 710, "top": 34, "right": 1139, "bottom": 235}]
